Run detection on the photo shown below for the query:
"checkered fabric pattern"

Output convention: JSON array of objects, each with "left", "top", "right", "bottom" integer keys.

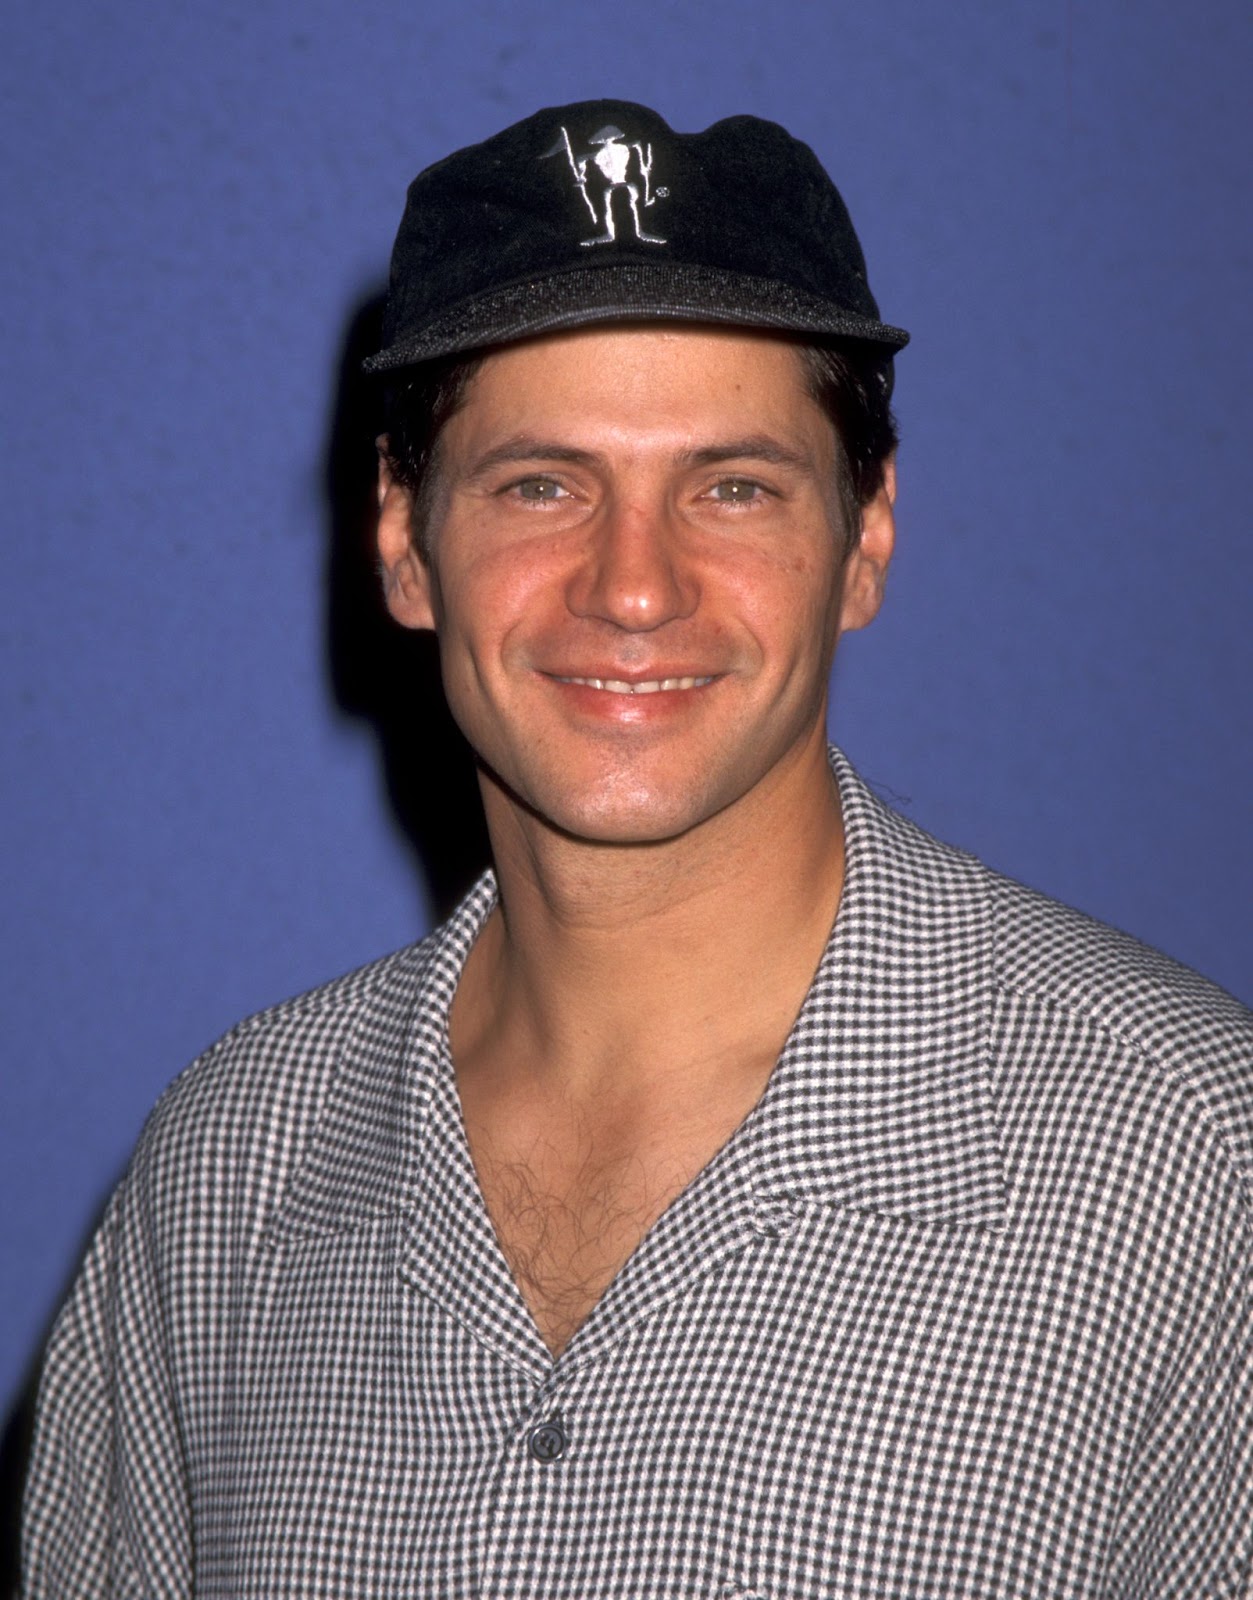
[{"left": 24, "top": 750, "right": 1253, "bottom": 1598}]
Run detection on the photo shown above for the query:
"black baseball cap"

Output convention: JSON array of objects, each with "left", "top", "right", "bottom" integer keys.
[{"left": 364, "top": 100, "right": 908, "bottom": 377}]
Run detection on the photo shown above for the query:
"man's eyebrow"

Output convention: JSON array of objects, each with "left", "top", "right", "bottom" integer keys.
[
  {"left": 462, "top": 434, "right": 817, "bottom": 477},
  {"left": 463, "top": 438, "right": 599, "bottom": 477},
  {"left": 677, "top": 437, "right": 815, "bottom": 471}
]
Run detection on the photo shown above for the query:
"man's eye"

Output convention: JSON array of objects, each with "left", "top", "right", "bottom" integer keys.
[
  {"left": 709, "top": 478, "right": 764, "bottom": 504},
  {"left": 513, "top": 477, "right": 568, "bottom": 502}
]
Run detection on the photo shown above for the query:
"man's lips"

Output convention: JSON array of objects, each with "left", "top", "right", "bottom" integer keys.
[{"left": 549, "top": 674, "right": 717, "bottom": 695}]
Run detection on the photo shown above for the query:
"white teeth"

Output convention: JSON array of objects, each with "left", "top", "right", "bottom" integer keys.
[{"left": 558, "top": 675, "right": 713, "bottom": 694}]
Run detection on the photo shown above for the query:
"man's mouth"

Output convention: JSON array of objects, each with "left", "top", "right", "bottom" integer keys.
[{"left": 552, "top": 675, "right": 716, "bottom": 695}]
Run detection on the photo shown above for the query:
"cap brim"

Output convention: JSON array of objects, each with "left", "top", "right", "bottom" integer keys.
[{"left": 363, "top": 261, "right": 909, "bottom": 372}]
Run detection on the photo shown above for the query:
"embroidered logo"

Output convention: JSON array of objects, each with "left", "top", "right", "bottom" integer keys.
[{"left": 542, "top": 123, "right": 668, "bottom": 246}]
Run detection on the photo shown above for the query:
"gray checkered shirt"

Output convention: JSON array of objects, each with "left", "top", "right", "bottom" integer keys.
[{"left": 24, "top": 750, "right": 1253, "bottom": 1597}]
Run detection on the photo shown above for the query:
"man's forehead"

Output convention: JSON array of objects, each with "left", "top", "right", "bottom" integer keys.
[{"left": 433, "top": 326, "right": 843, "bottom": 492}]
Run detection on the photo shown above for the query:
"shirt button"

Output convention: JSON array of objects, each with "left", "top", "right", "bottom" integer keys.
[
  {"left": 751, "top": 1202, "right": 798, "bottom": 1238},
  {"left": 527, "top": 1417, "right": 567, "bottom": 1463}
]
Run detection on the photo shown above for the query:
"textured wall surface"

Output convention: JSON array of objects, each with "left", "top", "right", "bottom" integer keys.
[{"left": 3, "top": 0, "right": 1250, "bottom": 1449}]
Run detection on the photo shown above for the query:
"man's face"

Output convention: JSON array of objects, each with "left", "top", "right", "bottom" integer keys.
[{"left": 378, "top": 326, "right": 893, "bottom": 848}]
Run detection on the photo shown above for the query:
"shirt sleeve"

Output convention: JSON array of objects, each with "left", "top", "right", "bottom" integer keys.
[
  {"left": 22, "top": 1179, "right": 191, "bottom": 1599},
  {"left": 1105, "top": 1172, "right": 1253, "bottom": 1599},
  {"left": 22, "top": 1193, "right": 128, "bottom": 1596}
]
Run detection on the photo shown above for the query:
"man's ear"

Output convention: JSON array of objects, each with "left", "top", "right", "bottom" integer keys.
[
  {"left": 838, "top": 455, "right": 896, "bottom": 635},
  {"left": 376, "top": 443, "right": 437, "bottom": 631}
]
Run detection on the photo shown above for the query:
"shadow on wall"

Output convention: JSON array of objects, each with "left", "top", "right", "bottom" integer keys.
[
  {"left": 0, "top": 294, "right": 494, "bottom": 1591},
  {"left": 0, "top": 1349, "right": 38, "bottom": 1597},
  {"left": 324, "top": 288, "right": 491, "bottom": 921}
]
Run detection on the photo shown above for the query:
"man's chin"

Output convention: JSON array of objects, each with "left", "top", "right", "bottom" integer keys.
[
  {"left": 527, "top": 799, "right": 721, "bottom": 851},
  {"left": 481, "top": 764, "right": 732, "bottom": 851}
]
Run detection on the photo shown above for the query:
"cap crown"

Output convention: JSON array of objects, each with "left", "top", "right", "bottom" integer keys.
[{"left": 367, "top": 99, "right": 908, "bottom": 371}]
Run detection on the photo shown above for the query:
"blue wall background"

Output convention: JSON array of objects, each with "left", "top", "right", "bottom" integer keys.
[{"left": 3, "top": 0, "right": 1250, "bottom": 1463}]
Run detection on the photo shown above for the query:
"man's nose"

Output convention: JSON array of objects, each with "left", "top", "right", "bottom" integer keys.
[{"left": 565, "top": 498, "right": 698, "bottom": 631}]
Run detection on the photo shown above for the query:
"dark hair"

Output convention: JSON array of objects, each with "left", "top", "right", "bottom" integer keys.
[
  {"left": 795, "top": 342, "right": 899, "bottom": 550},
  {"left": 380, "top": 335, "right": 897, "bottom": 558}
]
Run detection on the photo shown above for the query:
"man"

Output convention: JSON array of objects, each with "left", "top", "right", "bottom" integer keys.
[{"left": 23, "top": 100, "right": 1253, "bottom": 1598}]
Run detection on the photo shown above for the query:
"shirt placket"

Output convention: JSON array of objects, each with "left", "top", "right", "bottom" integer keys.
[{"left": 474, "top": 1165, "right": 784, "bottom": 1595}]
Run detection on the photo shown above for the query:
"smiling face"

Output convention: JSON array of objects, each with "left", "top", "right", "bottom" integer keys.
[{"left": 377, "top": 326, "right": 894, "bottom": 850}]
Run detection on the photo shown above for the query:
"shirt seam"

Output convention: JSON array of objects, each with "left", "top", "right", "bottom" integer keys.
[{"left": 989, "top": 961, "right": 1253, "bottom": 1218}]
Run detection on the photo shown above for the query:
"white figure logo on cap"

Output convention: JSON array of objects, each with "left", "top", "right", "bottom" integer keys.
[{"left": 543, "top": 124, "right": 667, "bottom": 246}]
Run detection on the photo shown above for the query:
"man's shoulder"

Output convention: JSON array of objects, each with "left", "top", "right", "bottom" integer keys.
[
  {"left": 978, "top": 848, "right": 1253, "bottom": 1188},
  {"left": 123, "top": 927, "right": 452, "bottom": 1243},
  {"left": 986, "top": 861, "right": 1249, "bottom": 1050},
  {"left": 841, "top": 760, "right": 1252, "bottom": 1196},
  {"left": 851, "top": 762, "right": 1249, "bottom": 1065}
]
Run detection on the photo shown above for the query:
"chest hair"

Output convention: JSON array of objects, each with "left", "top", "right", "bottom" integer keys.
[{"left": 472, "top": 1133, "right": 701, "bottom": 1357}]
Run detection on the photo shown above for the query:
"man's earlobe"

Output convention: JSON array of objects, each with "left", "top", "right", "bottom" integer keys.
[
  {"left": 838, "top": 460, "right": 896, "bottom": 635},
  {"left": 376, "top": 459, "right": 437, "bottom": 631}
]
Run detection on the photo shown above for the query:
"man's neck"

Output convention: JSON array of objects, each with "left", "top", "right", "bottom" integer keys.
[{"left": 449, "top": 745, "right": 847, "bottom": 1114}]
